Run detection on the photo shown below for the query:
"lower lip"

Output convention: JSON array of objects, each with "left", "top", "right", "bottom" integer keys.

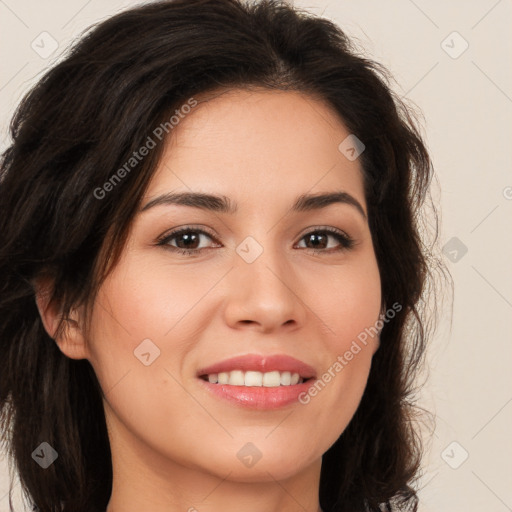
[
  {"left": 198, "top": 379, "right": 315, "bottom": 410},
  {"left": 197, "top": 378, "right": 316, "bottom": 410}
]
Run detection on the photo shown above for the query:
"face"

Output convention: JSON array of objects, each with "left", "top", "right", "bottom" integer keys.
[{"left": 54, "top": 88, "right": 382, "bottom": 483}]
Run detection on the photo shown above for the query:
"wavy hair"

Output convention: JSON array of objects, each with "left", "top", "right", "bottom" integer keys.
[{"left": 0, "top": 1, "right": 450, "bottom": 511}]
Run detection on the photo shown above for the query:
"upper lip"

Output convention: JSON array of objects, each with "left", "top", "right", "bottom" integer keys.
[{"left": 197, "top": 354, "right": 316, "bottom": 379}]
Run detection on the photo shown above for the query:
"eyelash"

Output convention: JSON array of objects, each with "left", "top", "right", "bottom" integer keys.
[{"left": 156, "top": 225, "right": 355, "bottom": 256}]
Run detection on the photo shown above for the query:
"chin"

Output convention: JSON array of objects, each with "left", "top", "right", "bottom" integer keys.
[
  {"left": 220, "top": 462, "right": 308, "bottom": 483},
  {"left": 199, "top": 446, "right": 316, "bottom": 483}
]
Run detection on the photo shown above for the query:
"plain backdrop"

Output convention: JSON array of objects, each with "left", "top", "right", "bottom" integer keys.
[{"left": 1, "top": 1, "right": 511, "bottom": 511}]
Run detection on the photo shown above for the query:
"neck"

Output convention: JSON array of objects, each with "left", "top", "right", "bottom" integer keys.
[
  {"left": 106, "top": 462, "right": 323, "bottom": 512},
  {"left": 105, "top": 413, "right": 323, "bottom": 512}
]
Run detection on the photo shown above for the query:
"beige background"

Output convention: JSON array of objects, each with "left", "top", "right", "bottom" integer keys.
[{"left": 1, "top": 1, "right": 511, "bottom": 511}]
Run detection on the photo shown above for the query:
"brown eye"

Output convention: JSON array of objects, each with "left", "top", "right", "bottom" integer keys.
[
  {"left": 296, "top": 228, "right": 354, "bottom": 253},
  {"left": 157, "top": 227, "right": 220, "bottom": 255}
]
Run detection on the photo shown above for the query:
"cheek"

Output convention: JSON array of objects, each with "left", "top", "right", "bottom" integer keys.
[
  {"left": 98, "top": 258, "right": 206, "bottom": 336},
  {"left": 313, "top": 256, "right": 382, "bottom": 349},
  {"left": 88, "top": 254, "right": 216, "bottom": 357},
  {"left": 297, "top": 256, "right": 381, "bottom": 437},
  {"left": 85, "top": 255, "right": 223, "bottom": 408},
  {"left": 86, "top": 268, "right": 210, "bottom": 461}
]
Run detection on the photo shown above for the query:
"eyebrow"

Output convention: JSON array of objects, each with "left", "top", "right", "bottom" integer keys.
[{"left": 141, "top": 190, "right": 367, "bottom": 220}]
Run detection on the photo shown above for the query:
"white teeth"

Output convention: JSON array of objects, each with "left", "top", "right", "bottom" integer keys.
[
  {"left": 245, "top": 371, "right": 262, "bottom": 386},
  {"left": 204, "top": 370, "right": 305, "bottom": 387},
  {"left": 262, "top": 371, "right": 281, "bottom": 387},
  {"left": 218, "top": 372, "right": 229, "bottom": 384},
  {"left": 229, "top": 370, "right": 245, "bottom": 386},
  {"left": 280, "top": 371, "right": 291, "bottom": 385}
]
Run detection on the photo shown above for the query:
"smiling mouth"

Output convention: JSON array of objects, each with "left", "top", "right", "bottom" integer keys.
[{"left": 199, "top": 370, "right": 313, "bottom": 387}]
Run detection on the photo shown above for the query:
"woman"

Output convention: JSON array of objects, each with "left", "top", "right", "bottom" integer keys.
[{"left": 0, "top": 0, "right": 448, "bottom": 511}]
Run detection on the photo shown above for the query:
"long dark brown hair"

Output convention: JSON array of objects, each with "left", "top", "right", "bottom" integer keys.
[{"left": 0, "top": 1, "right": 450, "bottom": 511}]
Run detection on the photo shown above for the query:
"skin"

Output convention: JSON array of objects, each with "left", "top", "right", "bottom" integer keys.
[{"left": 37, "top": 88, "right": 382, "bottom": 512}]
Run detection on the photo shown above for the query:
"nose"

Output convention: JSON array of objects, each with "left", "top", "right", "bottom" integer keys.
[{"left": 222, "top": 239, "right": 307, "bottom": 333}]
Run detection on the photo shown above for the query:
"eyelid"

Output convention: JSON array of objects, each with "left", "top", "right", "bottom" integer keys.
[
  {"left": 296, "top": 224, "right": 350, "bottom": 241},
  {"left": 156, "top": 225, "right": 220, "bottom": 245}
]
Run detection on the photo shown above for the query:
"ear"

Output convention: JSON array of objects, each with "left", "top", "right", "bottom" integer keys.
[{"left": 33, "top": 276, "right": 89, "bottom": 360}]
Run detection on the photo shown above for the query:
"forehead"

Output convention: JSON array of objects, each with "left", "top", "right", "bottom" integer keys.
[{"left": 146, "top": 88, "right": 366, "bottom": 210}]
